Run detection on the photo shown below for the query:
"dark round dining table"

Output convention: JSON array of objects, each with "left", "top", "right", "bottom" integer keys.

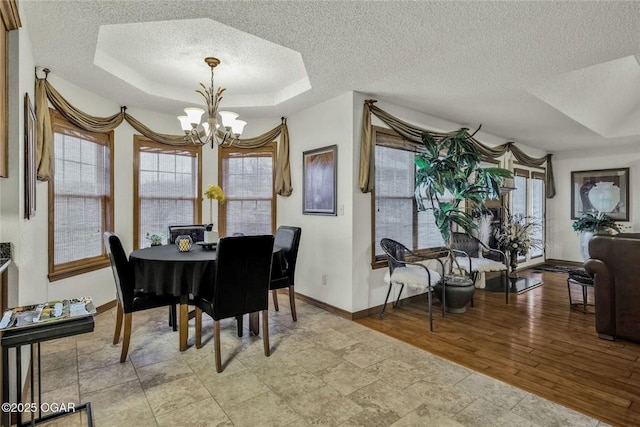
[
  {"left": 129, "top": 243, "right": 217, "bottom": 301},
  {"left": 129, "top": 242, "right": 286, "bottom": 350}
]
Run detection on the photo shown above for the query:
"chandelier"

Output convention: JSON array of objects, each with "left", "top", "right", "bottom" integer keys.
[{"left": 177, "top": 57, "right": 247, "bottom": 147}]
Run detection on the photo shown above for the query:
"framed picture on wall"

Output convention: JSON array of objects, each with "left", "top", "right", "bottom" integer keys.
[
  {"left": 571, "top": 168, "right": 629, "bottom": 220},
  {"left": 24, "top": 93, "right": 36, "bottom": 219},
  {"left": 303, "top": 145, "right": 337, "bottom": 215}
]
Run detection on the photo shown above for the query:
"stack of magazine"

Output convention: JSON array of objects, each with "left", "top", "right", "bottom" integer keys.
[{"left": 0, "top": 297, "right": 96, "bottom": 331}]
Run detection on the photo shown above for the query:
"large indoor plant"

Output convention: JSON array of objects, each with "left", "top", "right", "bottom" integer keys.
[
  {"left": 415, "top": 128, "right": 512, "bottom": 272},
  {"left": 572, "top": 212, "right": 622, "bottom": 261}
]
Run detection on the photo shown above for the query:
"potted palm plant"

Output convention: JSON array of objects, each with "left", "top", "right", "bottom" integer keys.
[
  {"left": 415, "top": 128, "right": 512, "bottom": 268},
  {"left": 415, "top": 128, "right": 512, "bottom": 311}
]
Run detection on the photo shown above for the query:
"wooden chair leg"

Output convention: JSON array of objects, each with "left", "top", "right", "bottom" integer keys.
[
  {"left": 214, "top": 320, "right": 222, "bottom": 373},
  {"left": 120, "top": 313, "right": 132, "bottom": 363},
  {"left": 195, "top": 308, "right": 202, "bottom": 349},
  {"left": 272, "top": 289, "right": 279, "bottom": 311},
  {"left": 288, "top": 286, "right": 297, "bottom": 322},
  {"left": 113, "top": 301, "right": 123, "bottom": 345},
  {"left": 262, "top": 309, "right": 270, "bottom": 357}
]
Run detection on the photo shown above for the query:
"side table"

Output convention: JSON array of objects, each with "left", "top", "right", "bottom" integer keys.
[
  {"left": 567, "top": 269, "right": 594, "bottom": 314},
  {"left": 1, "top": 316, "right": 95, "bottom": 427}
]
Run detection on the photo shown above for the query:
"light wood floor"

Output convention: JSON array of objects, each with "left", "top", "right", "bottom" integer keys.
[{"left": 356, "top": 269, "right": 640, "bottom": 427}]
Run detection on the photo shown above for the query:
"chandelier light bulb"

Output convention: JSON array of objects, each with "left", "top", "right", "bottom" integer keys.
[
  {"left": 218, "top": 111, "right": 239, "bottom": 129},
  {"left": 177, "top": 115, "right": 192, "bottom": 132},
  {"left": 231, "top": 119, "right": 247, "bottom": 135},
  {"left": 184, "top": 107, "right": 205, "bottom": 126}
]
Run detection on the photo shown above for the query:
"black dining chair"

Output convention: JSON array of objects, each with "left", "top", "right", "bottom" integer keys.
[
  {"left": 104, "top": 232, "right": 179, "bottom": 363},
  {"left": 167, "top": 225, "right": 206, "bottom": 244},
  {"left": 194, "top": 234, "right": 275, "bottom": 372},
  {"left": 270, "top": 226, "right": 302, "bottom": 321},
  {"left": 166, "top": 224, "right": 206, "bottom": 326}
]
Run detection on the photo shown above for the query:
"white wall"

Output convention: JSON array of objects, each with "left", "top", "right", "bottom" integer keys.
[
  {"left": 0, "top": 8, "right": 37, "bottom": 309},
  {"left": 283, "top": 92, "right": 355, "bottom": 311},
  {"left": 546, "top": 142, "right": 640, "bottom": 262}
]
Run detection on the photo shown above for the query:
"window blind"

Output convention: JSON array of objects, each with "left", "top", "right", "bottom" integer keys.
[
  {"left": 135, "top": 140, "right": 199, "bottom": 248},
  {"left": 373, "top": 143, "right": 444, "bottom": 259},
  {"left": 51, "top": 112, "right": 112, "bottom": 268},
  {"left": 220, "top": 146, "right": 275, "bottom": 236}
]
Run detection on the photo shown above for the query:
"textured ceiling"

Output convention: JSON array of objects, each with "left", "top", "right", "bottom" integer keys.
[{"left": 21, "top": 0, "right": 640, "bottom": 152}]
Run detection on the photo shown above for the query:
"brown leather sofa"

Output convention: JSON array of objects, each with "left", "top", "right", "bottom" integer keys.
[{"left": 584, "top": 234, "right": 640, "bottom": 342}]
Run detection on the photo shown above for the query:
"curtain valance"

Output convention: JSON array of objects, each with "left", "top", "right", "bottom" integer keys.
[
  {"left": 358, "top": 100, "right": 555, "bottom": 198},
  {"left": 35, "top": 76, "right": 292, "bottom": 196}
]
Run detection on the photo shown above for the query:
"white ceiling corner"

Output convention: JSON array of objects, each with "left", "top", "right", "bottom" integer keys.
[
  {"left": 528, "top": 55, "right": 640, "bottom": 138},
  {"left": 94, "top": 18, "right": 310, "bottom": 108}
]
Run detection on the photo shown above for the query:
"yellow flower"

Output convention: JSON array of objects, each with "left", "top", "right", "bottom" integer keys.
[{"left": 204, "top": 184, "right": 225, "bottom": 204}]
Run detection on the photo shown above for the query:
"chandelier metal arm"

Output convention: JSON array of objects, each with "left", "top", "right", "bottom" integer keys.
[
  {"left": 178, "top": 56, "right": 245, "bottom": 148},
  {"left": 184, "top": 125, "right": 236, "bottom": 148}
]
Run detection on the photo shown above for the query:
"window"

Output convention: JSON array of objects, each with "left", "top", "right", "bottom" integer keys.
[
  {"left": 219, "top": 143, "right": 276, "bottom": 236},
  {"left": 48, "top": 110, "right": 113, "bottom": 281},
  {"left": 134, "top": 136, "right": 201, "bottom": 249},
  {"left": 530, "top": 172, "right": 545, "bottom": 258},
  {"left": 372, "top": 127, "right": 445, "bottom": 268},
  {"left": 511, "top": 167, "right": 545, "bottom": 261}
]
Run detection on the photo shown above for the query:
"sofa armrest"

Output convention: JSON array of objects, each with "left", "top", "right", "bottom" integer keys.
[{"left": 584, "top": 258, "right": 615, "bottom": 338}]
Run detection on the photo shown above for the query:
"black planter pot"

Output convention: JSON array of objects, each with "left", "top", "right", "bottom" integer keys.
[{"left": 434, "top": 275, "right": 475, "bottom": 313}]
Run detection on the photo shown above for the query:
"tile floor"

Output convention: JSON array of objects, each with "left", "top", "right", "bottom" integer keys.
[{"left": 30, "top": 296, "right": 606, "bottom": 427}]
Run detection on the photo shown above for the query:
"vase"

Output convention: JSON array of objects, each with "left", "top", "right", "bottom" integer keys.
[
  {"left": 579, "top": 231, "right": 594, "bottom": 262},
  {"left": 509, "top": 249, "right": 519, "bottom": 278},
  {"left": 588, "top": 182, "right": 620, "bottom": 213}
]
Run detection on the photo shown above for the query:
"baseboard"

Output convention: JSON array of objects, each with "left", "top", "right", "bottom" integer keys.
[
  {"left": 544, "top": 258, "right": 583, "bottom": 267},
  {"left": 291, "top": 292, "right": 355, "bottom": 320},
  {"left": 291, "top": 290, "right": 427, "bottom": 321}
]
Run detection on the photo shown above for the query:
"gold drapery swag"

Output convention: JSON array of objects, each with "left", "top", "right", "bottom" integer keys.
[
  {"left": 358, "top": 100, "right": 555, "bottom": 198},
  {"left": 34, "top": 77, "right": 292, "bottom": 196}
]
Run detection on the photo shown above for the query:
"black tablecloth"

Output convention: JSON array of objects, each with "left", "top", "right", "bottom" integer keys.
[{"left": 130, "top": 244, "right": 286, "bottom": 300}]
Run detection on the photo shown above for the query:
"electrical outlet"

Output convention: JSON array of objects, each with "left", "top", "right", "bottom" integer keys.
[
  {"left": 339, "top": 205, "right": 344, "bottom": 215},
  {"left": 321, "top": 274, "right": 327, "bottom": 285}
]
